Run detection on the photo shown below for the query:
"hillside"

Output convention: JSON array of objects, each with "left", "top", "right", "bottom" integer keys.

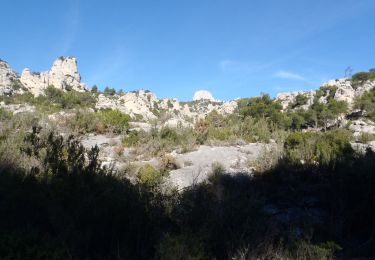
[{"left": 0, "top": 56, "right": 375, "bottom": 258}]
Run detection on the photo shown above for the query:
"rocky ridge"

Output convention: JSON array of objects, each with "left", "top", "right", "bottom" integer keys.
[
  {"left": 95, "top": 90, "right": 237, "bottom": 122},
  {"left": 2, "top": 56, "right": 375, "bottom": 126},
  {"left": 20, "top": 57, "right": 87, "bottom": 96},
  {"left": 276, "top": 78, "right": 375, "bottom": 110}
]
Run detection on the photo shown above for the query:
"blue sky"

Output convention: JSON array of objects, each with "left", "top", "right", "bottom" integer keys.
[{"left": 1, "top": 0, "right": 375, "bottom": 100}]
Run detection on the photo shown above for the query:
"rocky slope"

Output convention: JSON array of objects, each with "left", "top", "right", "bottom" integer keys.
[
  {"left": 2, "top": 56, "right": 375, "bottom": 126},
  {"left": 96, "top": 90, "right": 237, "bottom": 122},
  {"left": 0, "top": 56, "right": 237, "bottom": 121},
  {"left": 276, "top": 78, "right": 375, "bottom": 110}
]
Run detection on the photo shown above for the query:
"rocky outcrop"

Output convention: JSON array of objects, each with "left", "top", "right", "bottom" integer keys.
[
  {"left": 193, "top": 90, "right": 215, "bottom": 101},
  {"left": 277, "top": 90, "right": 315, "bottom": 110},
  {"left": 96, "top": 90, "right": 159, "bottom": 120},
  {"left": 0, "top": 60, "right": 21, "bottom": 96},
  {"left": 96, "top": 90, "right": 237, "bottom": 123},
  {"left": 20, "top": 57, "right": 86, "bottom": 96},
  {"left": 349, "top": 119, "right": 375, "bottom": 136},
  {"left": 276, "top": 78, "right": 375, "bottom": 110},
  {"left": 325, "top": 78, "right": 375, "bottom": 107}
]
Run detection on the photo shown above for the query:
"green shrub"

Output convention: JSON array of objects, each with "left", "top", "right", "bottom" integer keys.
[
  {"left": 352, "top": 70, "right": 375, "bottom": 83},
  {"left": 0, "top": 108, "right": 13, "bottom": 121},
  {"left": 354, "top": 88, "right": 375, "bottom": 120},
  {"left": 285, "top": 129, "right": 353, "bottom": 168},
  {"left": 68, "top": 110, "right": 101, "bottom": 134},
  {"left": 122, "top": 130, "right": 143, "bottom": 146},
  {"left": 137, "top": 164, "right": 163, "bottom": 187},
  {"left": 240, "top": 117, "right": 271, "bottom": 142},
  {"left": 157, "top": 233, "right": 207, "bottom": 260},
  {"left": 207, "top": 126, "right": 234, "bottom": 141},
  {"left": 208, "top": 162, "right": 226, "bottom": 184},
  {"left": 159, "top": 127, "right": 178, "bottom": 142},
  {"left": 316, "top": 129, "right": 353, "bottom": 167},
  {"left": 358, "top": 132, "right": 375, "bottom": 143},
  {"left": 289, "top": 93, "right": 308, "bottom": 109},
  {"left": 42, "top": 86, "right": 97, "bottom": 109},
  {"left": 285, "top": 132, "right": 319, "bottom": 164},
  {"left": 103, "top": 86, "right": 116, "bottom": 96},
  {"left": 97, "top": 109, "right": 130, "bottom": 133}
]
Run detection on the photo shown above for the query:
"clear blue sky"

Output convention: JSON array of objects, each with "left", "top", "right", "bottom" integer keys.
[{"left": 1, "top": 0, "right": 375, "bottom": 100}]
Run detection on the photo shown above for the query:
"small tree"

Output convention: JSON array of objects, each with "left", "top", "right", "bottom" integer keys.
[
  {"left": 91, "top": 85, "right": 98, "bottom": 93},
  {"left": 104, "top": 86, "right": 116, "bottom": 96}
]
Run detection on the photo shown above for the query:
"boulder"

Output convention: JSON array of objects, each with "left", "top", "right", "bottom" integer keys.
[{"left": 193, "top": 90, "right": 215, "bottom": 101}]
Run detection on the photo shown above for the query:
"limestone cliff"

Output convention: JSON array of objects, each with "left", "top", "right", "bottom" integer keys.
[
  {"left": 0, "top": 60, "right": 22, "bottom": 95},
  {"left": 20, "top": 57, "right": 86, "bottom": 96}
]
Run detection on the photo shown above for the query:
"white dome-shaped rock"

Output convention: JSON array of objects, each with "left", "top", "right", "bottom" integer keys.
[{"left": 193, "top": 90, "right": 215, "bottom": 101}]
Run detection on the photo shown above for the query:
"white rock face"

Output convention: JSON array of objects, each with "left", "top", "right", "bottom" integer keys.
[
  {"left": 276, "top": 78, "right": 375, "bottom": 110},
  {"left": 193, "top": 90, "right": 215, "bottom": 101},
  {"left": 20, "top": 57, "right": 86, "bottom": 96},
  {"left": 349, "top": 119, "right": 375, "bottom": 136},
  {"left": 0, "top": 60, "right": 19, "bottom": 95},
  {"left": 276, "top": 91, "right": 315, "bottom": 110},
  {"left": 96, "top": 90, "right": 159, "bottom": 120}
]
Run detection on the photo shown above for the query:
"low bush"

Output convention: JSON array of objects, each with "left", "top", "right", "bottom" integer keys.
[
  {"left": 285, "top": 129, "right": 353, "bottom": 168},
  {"left": 159, "top": 154, "right": 180, "bottom": 172},
  {"left": 137, "top": 164, "right": 164, "bottom": 188},
  {"left": 96, "top": 109, "right": 130, "bottom": 133}
]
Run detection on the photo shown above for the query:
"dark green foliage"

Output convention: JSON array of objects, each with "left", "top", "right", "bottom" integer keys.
[
  {"left": 310, "top": 99, "right": 348, "bottom": 130},
  {"left": 0, "top": 128, "right": 162, "bottom": 259},
  {"left": 67, "top": 109, "right": 131, "bottom": 134},
  {"left": 91, "top": 84, "right": 98, "bottom": 93},
  {"left": 159, "top": 127, "right": 178, "bottom": 142},
  {"left": 11, "top": 79, "right": 26, "bottom": 91},
  {"left": 285, "top": 129, "right": 353, "bottom": 168},
  {"left": 103, "top": 86, "right": 116, "bottom": 96},
  {"left": 354, "top": 87, "right": 375, "bottom": 120},
  {"left": 42, "top": 86, "right": 97, "bottom": 109},
  {"left": 237, "top": 94, "right": 293, "bottom": 130},
  {"left": 352, "top": 69, "right": 375, "bottom": 83},
  {"left": 290, "top": 93, "right": 308, "bottom": 109},
  {"left": 1, "top": 86, "right": 97, "bottom": 113},
  {"left": 0, "top": 126, "right": 374, "bottom": 258},
  {"left": 237, "top": 94, "right": 282, "bottom": 120},
  {"left": 96, "top": 108, "right": 131, "bottom": 133},
  {"left": 0, "top": 107, "right": 12, "bottom": 121},
  {"left": 315, "top": 85, "right": 338, "bottom": 101},
  {"left": 123, "top": 126, "right": 197, "bottom": 157}
]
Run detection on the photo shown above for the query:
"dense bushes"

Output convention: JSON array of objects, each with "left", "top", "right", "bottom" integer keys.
[
  {"left": 354, "top": 87, "right": 375, "bottom": 120},
  {"left": 67, "top": 109, "right": 130, "bottom": 134},
  {"left": 0, "top": 120, "right": 374, "bottom": 258},
  {"left": 42, "top": 86, "right": 97, "bottom": 109},
  {"left": 96, "top": 108, "right": 130, "bottom": 133},
  {"left": 1, "top": 86, "right": 97, "bottom": 113},
  {"left": 352, "top": 69, "right": 375, "bottom": 84},
  {"left": 123, "top": 126, "right": 197, "bottom": 158},
  {"left": 0, "top": 131, "right": 161, "bottom": 259},
  {"left": 284, "top": 129, "right": 353, "bottom": 168}
]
